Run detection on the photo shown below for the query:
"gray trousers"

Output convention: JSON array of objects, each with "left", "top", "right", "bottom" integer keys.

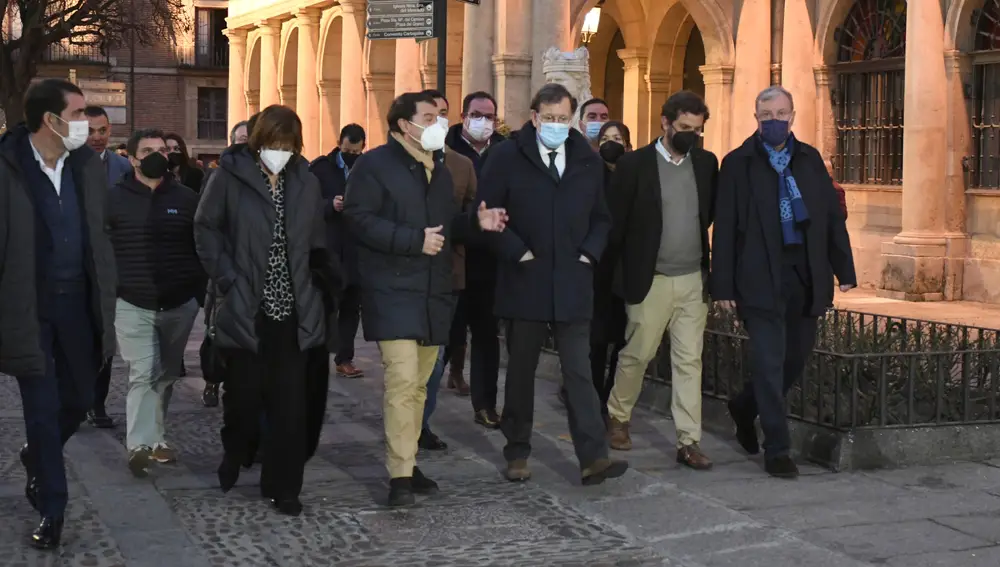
[{"left": 116, "top": 298, "right": 199, "bottom": 450}]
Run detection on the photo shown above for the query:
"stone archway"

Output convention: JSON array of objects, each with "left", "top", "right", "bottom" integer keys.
[
  {"left": 317, "top": 12, "right": 343, "bottom": 151},
  {"left": 647, "top": 2, "right": 704, "bottom": 142},
  {"left": 364, "top": 38, "right": 396, "bottom": 147},
  {"left": 245, "top": 35, "right": 262, "bottom": 115},
  {"left": 279, "top": 26, "right": 299, "bottom": 111}
]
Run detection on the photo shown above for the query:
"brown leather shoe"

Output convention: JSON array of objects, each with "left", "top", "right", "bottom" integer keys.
[
  {"left": 505, "top": 459, "right": 531, "bottom": 482},
  {"left": 676, "top": 443, "right": 713, "bottom": 470},
  {"left": 447, "top": 373, "right": 471, "bottom": 396},
  {"left": 581, "top": 458, "right": 629, "bottom": 485},
  {"left": 474, "top": 409, "right": 500, "bottom": 429},
  {"left": 607, "top": 417, "right": 632, "bottom": 451},
  {"left": 336, "top": 363, "right": 364, "bottom": 378}
]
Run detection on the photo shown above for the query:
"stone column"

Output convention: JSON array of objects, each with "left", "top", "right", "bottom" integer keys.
[
  {"left": 246, "top": 90, "right": 260, "bottom": 115},
  {"left": 646, "top": 72, "right": 674, "bottom": 142},
  {"left": 531, "top": 0, "right": 571, "bottom": 93},
  {"left": 364, "top": 72, "right": 395, "bottom": 147},
  {"left": 462, "top": 0, "right": 495, "bottom": 97},
  {"left": 781, "top": 0, "right": 815, "bottom": 145},
  {"left": 618, "top": 48, "right": 650, "bottom": 146},
  {"left": 258, "top": 20, "right": 281, "bottom": 108},
  {"left": 729, "top": 0, "right": 770, "bottom": 143},
  {"left": 813, "top": 66, "right": 837, "bottom": 164},
  {"left": 339, "top": 0, "right": 367, "bottom": 132},
  {"left": 700, "top": 64, "right": 734, "bottom": 158},
  {"left": 296, "top": 8, "right": 321, "bottom": 159},
  {"left": 494, "top": 0, "right": 533, "bottom": 126},
  {"left": 318, "top": 80, "right": 341, "bottom": 152},
  {"left": 395, "top": 39, "right": 423, "bottom": 95},
  {"left": 225, "top": 29, "right": 248, "bottom": 129},
  {"left": 879, "top": 0, "right": 949, "bottom": 301},
  {"left": 942, "top": 50, "right": 972, "bottom": 300},
  {"left": 280, "top": 86, "right": 296, "bottom": 109}
]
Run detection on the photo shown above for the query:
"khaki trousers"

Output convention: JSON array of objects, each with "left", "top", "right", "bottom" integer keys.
[
  {"left": 378, "top": 340, "right": 440, "bottom": 478},
  {"left": 607, "top": 271, "right": 708, "bottom": 447}
]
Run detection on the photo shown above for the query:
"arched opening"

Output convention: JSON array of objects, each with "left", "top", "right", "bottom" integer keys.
[
  {"left": 683, "top": 27, "right": 705, "bottom": 96},
  {"left": 970, "top": 2, "right": 1000, "bottom": 189},
  {"left": 831, "top": 0, "right": 906, "bottom": 185},
  {"left": 245, "top": 35, "right": 261, "bottom": 115},
  {"left": 279, "top": 27, "right": 299, "bottom": 111},
  {"left": 318, "top": 14, "right": 343, "bottom": 151},
  {"left": 648, "top": 1, "right": 706, "bottom": 140},
  {"left": 602, "top": 30, "right": 626, "bottom": 118},
  {"left": 364, "top": 38, "right": 397, "bottom": 146}
]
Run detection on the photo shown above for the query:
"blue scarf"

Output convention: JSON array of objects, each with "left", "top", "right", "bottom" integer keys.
[{"left": 764, "top": 137, "right": 809, "bottom": 246}]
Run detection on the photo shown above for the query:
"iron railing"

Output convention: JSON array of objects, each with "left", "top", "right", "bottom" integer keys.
[
  {"left": 970, "top": 61, "right": 1000, "bottom": 189},
  {"left": 696, "top": 309, "right": 1000, "bottom": 430},
  {"left": 177, "top": 43, "right": 229, "bottom": 68},
  {"left": 42, "top": 42, "right": 109, "bottom": 64},
  {"left": 833, "top": 69, "right": 904, "bottom": 185}
]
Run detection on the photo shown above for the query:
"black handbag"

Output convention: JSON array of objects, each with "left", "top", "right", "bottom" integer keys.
[{"left": 199, "top": 291, "right": 228, "bottom": 384}]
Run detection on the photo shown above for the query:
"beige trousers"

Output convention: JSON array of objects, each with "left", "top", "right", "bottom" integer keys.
[
  {"left": 378, "top": 340, "right": 440, "bottom": 478},
  {"left": 607, "top": 271, "right": 708, "bottom": 448}
]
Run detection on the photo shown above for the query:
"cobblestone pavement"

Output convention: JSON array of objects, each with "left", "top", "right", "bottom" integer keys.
[{"left": 4, "top": 325, "right": 1000, "bottom": 566}]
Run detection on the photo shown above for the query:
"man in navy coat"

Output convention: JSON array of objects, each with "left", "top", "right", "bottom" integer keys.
[{"left": 478, "top": 83, "right": 627, "bottom": 486}]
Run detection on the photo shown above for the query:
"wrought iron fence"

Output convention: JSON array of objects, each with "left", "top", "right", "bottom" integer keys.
[
  {"left": 696, "top": 309, "right": 1000, "bottom": 430},
  {"left": 833, "top": 69, "right": 904, "bottom": 185},
  {"left": 970, "top": 61, "right": 1000, "bottom": 189},
  {"left": 43, "top": 42, "right": 108, "bottom": 64}
]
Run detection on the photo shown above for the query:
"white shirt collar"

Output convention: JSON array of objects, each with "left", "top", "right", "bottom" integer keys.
[
  {"left": 537, "top": 138, "right": 566, "bottom": 158},
  {"left": 29, "top": 136, "right": 69, "bottom": 195},
  {"left": 656, "top": 137, "right": 687, "bottom": 166}
]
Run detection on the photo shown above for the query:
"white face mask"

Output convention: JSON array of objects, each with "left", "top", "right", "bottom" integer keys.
[
  {"left": 409, "top": 121, "right": 447, "bottom": 152},
  {"left": 465, "top": 117, "right": 494, "bottom": 142},
  {"left": 49, "top": 114, "right": 89, "bottom": 151},
  {"left": 259, "top": 148, "right": 294, "bottom": 174},
  {"left": 436, "top": 116, "right": 450, "bottom": 131}
]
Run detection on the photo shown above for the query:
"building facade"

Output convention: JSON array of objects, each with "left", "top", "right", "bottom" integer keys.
[
  {"left": 24, "top": 0, "right": 233, "bottom": 161},
  {"left": 225, "top": 0, "right": 1000, "bottom": 305}
]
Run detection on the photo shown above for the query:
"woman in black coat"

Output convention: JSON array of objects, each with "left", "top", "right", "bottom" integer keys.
[
  {"left": 194, "top": 105, "right": 341, "bottom": 517},
  {"left": 165, "top": 133, "right": 205, "bottom": 191},
  {"left": 591, "top": 121, "right": 632, "bottom": 421}
]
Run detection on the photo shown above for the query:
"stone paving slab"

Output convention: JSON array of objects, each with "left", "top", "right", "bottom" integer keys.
[{"left": 3, "top": 326, "right": 1000, "bottom": 566}]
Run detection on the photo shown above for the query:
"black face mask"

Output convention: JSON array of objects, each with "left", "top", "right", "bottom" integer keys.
[
  {"left": 669, "top": 128, "right": 699, "bottom": 155},
  {"left": 138, "top": 152, "right": 169, "bottom": 179},
  {"left": 341, "top": 152, "right": 360, "bottom": 168},
  {"left": 167, "top": 152, "right": 185, "bottom": 168},
  {"left": 599, "top": 141, "right": 626, "bottom": 164}
]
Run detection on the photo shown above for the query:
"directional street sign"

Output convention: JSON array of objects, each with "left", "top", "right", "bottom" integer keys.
[{"left": 366, "top": 0, "right": 435, "bottom": 40}]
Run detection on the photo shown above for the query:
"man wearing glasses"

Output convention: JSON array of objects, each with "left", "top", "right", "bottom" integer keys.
[{"left": 478, "top": 83, "right": 627, "bottom": 486}]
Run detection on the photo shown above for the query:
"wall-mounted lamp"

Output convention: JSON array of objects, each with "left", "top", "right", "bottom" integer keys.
[{"left": 581, "top": 3, "right": 603, "bottom": 44}]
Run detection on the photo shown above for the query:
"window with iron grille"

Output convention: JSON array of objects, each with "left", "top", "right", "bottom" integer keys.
[
  {"left": 197, "top": 87, "right": 227, "bottom": 140},
  {"left": 831, "top": 0, "right": 906, "bottom": 185},
  {"left": 195, "top": 8, "right": 229, "bottom": 68},
  {"left": 970, "top": 4, "right": 1000, "bottom": 189}
]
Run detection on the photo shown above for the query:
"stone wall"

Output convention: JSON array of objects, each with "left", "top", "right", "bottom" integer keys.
[
  {"left": 964, "top": 192, "right": 1000, "bottom": 303},
  {"left": 843, "top": 186, "right": 903, "bottom": 291}
]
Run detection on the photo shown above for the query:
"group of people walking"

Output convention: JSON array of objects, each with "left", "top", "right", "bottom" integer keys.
[{"left": 0, "top": 75, "right": 855, "bottom": 549}]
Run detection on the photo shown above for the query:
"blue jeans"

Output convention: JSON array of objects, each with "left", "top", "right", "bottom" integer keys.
[{"left": 422, "top": 347, "right": 447, "bottom": 429}]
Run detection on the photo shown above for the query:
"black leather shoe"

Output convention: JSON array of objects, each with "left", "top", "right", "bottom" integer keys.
[
  {"left": 87, "top": 409, "right": 115, "bottom": 429},
  {"left": 474, "top": 408, "right": 501, "bottom": 429},
  {"left": 218, "top": 455, "right": 241, "bottom": 492},
  {"left": 202, "top": 384, "right": 220, "bottom": 408},
  {"left": 388, "top": 477, "right": 415, "bottom": 507},
  {"left": 728, "top": 399, "right": 760, "bottom": 455},
  {"left": 28, "top": 516, "right": 63, "bottom": 550},
  {"left": 270, "top": 497, "right": 303, "bottom": 517},
  {"left": 20, "top": 444, "right": 39, "bottom": 512},
  {"left": 765, "top": 456, "right": 799, "bottom": 479},
  {"left": 412, "top": 467, "right": 439, "bottom": 495},
  {"left": 418, "top": 428, "right": 447, "bottom": 451}
]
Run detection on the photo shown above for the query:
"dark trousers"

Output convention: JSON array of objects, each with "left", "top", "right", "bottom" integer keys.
[
  {"left": 17, "top": 293, "right": 97, "bottom": 517},
  {"left": 590, "top": 341, "right": 624, "bottom": 415},
  {"left": 732, "top": 264, "right": 818, "bottom": 458},
  {"left": 333, "top": 285, "right": 362, "bottom": 365},
  {"left": 222, "top": 313, "right": 308, "bottom": 500},
  {"left": 92, "top": 356, "right": 113, "bottom": 413},
  {"left": 466, "top": 283, "right": 500, "bottom": 412},
  {"left": 502, "top": 320, "right": 608, "bottom": 467}
]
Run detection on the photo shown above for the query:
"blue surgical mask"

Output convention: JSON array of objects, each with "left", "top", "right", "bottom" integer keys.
[
  {"left": 538, "top": 122, "right": 570, "bottom": 149},
  {"left": 760, "top": 119, "right": 791, "bottom": 147},
  {"left": 585, "top": 121, "right": 605, "bottom": 141}
]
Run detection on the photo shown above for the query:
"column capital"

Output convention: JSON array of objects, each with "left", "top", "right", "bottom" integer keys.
[
  {"left": 246, "top": 90, "right": 260, "bottom": 104},
  {"left": 645, "top": 72, "right": 674, "bottom": 93},
  {"left": 280, "top": 86, "right": 296, "bottom": 105},
  {"left": 699, "top": 64, "right": 734, "bottom": 85},
  {"left": 492, "top": 54, "right": 532, "bottom": 77},
  {"left": 943, "top": 49, "right": 969, "bottom": 70},
  {"left": 617, "top": 48, "right": 649, "bottom": 68},
  {"left": 295, "top": 8, "right": 322, "bottom": 26},
  {"left": 812, "top": 65, "right": 835, "bottom": 86},
  {"left": 363, "top": 72, "right": 395, "bottom": 92},
  {"left": 317, "top": 80, "right": 341, "bottom": 96},
  {"left": 257, "top": 19, "right": 281, "bottom": 35},
  {"left": 223, "top": 28, "right": 248, "bottom": 45},
  {"left": 339, "top": 0, "right": 365, "bottom": 14}
]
